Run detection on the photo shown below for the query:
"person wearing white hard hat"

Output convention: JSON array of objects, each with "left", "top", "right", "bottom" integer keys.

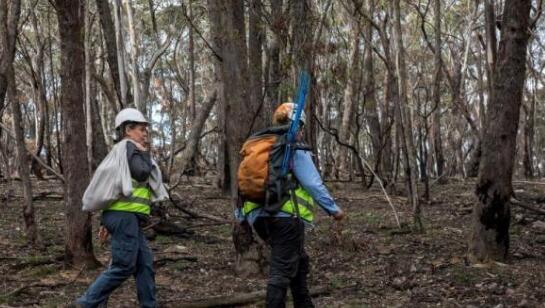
[{"left": 77, "top": 108, "right": 158, "bottom": 308}]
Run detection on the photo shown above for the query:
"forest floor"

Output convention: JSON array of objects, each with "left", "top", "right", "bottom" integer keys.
[{"left": 1, "top": 177, "right": 545, "bottom": 307}]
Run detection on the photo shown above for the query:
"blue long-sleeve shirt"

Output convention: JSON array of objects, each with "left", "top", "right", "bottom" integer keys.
[{"left": 236, "top": 149, "right": 341, "bottom": 226}]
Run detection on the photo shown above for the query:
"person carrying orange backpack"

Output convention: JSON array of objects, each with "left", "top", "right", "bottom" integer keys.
[{"left": 237, "top": 102, "right": 344, "bottom": 308}]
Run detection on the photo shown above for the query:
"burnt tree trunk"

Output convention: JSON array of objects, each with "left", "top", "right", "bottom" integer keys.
[
  {"left": 55, "top": 0, "right": 99, "bottom": 268},
  {"left": 470, "top": 0, "right": 531, "bottom": 262}
]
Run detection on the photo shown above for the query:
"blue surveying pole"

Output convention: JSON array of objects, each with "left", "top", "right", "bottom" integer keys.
[{"left": 280, "top": 71, "right": 311, "bottom": 176}]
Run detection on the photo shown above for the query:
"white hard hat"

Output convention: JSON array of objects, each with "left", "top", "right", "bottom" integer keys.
[
  {"left": 273, "top": 102, "right": 306, "bottom": 126},
  {"left": 114, "top": 108, "right": 148, "bottom": 129}
]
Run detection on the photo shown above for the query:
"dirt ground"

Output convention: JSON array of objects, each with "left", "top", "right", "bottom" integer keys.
[{"left": 1, "top": 177, "right": 545, "bottom": 307}]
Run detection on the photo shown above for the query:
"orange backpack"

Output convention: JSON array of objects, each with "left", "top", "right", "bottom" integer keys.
[
  {"left": 238, "top": 126, "right": 310, "bottom": 213},
  {"left": 238, "top": 134, "right": 278, "bottom": 202}
]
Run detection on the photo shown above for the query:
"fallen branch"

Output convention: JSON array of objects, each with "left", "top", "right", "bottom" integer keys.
[
  {"left": 0, "top": 121, "right": 65, "bottom": 182},
  {"left": 6, "top": 254, "right": 64, "bottom": 270},
  {"left": 511, "top": 197, "right": 545, "bottom": 215},
  {"left": 32, "top": 192, "right": 64, "bottom": 201},
  {"left": 0, "top": 281, "right": 71, "bottom": 300},
  {"left": 186, "top": 221, "right": 231, "bottom": 229},
  {"left": 154, "top": 255, "right": 198, "bottom": 267},
  {"left": 170, "top": 285, "right": 330, "bottom": 307},
  {"left": 513, "top": 180, "right": 545, "bottom": 186},
  {"left": 170, "top": 192, "right": 230, "bottom": 223}
]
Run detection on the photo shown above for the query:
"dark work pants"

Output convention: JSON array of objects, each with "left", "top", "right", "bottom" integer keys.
[
  {"left": 77, "top": 211, "right": 156, "bottom": 308},
  {"left": 254, "top": 217, "right": 314, "bottom": 308}
]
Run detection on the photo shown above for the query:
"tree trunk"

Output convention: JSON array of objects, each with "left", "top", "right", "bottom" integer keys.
[
  {"left": 113, "top": 0, "right": 130, "bottom": 107},
  {"left": 470, "top": 0, "right": 531, "bottom": 263},
  {"left": 337, "top": 8, "right": 361, "bottom": 178},
  {"left": 431, "top": 0, "right": 445, "bottom": 183},
  {"left": 380, "top": 16, "right": 397, "bottom": 192},
  {"left": 188, "top": 1, "right": 196, "bottom": 120},
  {"left": 363, "top": 0, "right": 382, "bottom": 177},
  {"left": 95, "top": 0, "right": 123, "bottom": 110},
  {"left": 178, "top": 91, "right": 218, "bottom": 175},
  {"left": 522, "top": 79, "right": 535, "bottom": 178},
  {"left": 248, "top": 0, "right": 266, "bottom": 131},
  {"left": 124, "top": 0, "right": 142, "bottom": 111},
  {"left": 1, "top": 0, "right": 40, "bottom": 245},
  {"left": 208, "top": 0, "right": 264, "bottom": 277},
  {"left": 85, "top": 1, "right": 95, "bottom": 174},
  {"left": 55, "top": 0, "right": 99, "bottom": 268},
  {"left": 263, "top": 0, "right": 283, "bottom": 120},
  {"left": 291, "top": 0, "right": 317, "bottom": 153},
  {"left": 392, "top": 0, "right": 421, "bottom": 229},
  {"left": 484, "top": 0, "right": 497, "bottom": 98},
  {"left": 91, "top": 93, "right": 109, "bottom": 165},
  {"left": 0, "top": 0, "right": 19, "bottom": 107}
]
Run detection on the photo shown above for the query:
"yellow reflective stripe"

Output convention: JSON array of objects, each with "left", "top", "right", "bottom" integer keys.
[
  {"left": 281, "top": 187, "right": 315, "bottom": 222},
  {"left": 281, "top": 201, "right": 313, "bottom": 222},
  {"left": 241, "top": 187, "right": 315, "bottom": 222},
  {"left": 243, "top": 201, "right": 261, "bottom": 215},
  {"left": 107, "top": 180, "right": 152, "bottom": 215},
  {"left": 108, "top": 201, "right": 151, "bottom": 215},
  {"left": 132, "top": 186, "right": 152, "bottom": 199}
]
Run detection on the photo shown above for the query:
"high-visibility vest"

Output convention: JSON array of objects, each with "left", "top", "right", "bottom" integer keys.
[
  {"left": 242, "top": 186, "right": 315, "bottom": 222},
  {"left": 106, "top": 180, "right": 152, "bottom": 215}
]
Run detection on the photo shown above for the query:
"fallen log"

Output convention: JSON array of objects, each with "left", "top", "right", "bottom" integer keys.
[{"left": 169, "top": 285, "right": 330, "bottom": 307}]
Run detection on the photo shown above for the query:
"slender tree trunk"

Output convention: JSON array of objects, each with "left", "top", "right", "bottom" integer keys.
[
  {"left": 484, "top": 0, "right": 497, "bottom": 98},
  {"left": 264, "top": 0, "right": 283, "bottom": 119},
  {"left": 248, "top": 0, "right": 266, "bottom": 131},
  {"left": 208, "top": 0, "right": 229, "bottom": 193},
  {"left": 432, "top": 0, "right": 445, "bottom": 183},
  {"left": 85, "top": 1, "right": 95, "bottom": 174},
  {"left": 291, "top": 0, "right": 317, "bottom": 153},
  {"left": 363, "top": 0, "right": 382, "bottom": 177},
  {"left": 91, "top": 93, "right": 108, "bottom": 165},
  {"left": 188, "top": 0, "right": 196, "bottom": 120},
  {"left": 337, "top": 10, "right": 360, "bottom": 177},
  {"left": 95, "top": 0, "right": 123, "bottom": 110},
  {"left": 55, "top": 0, "right": 99, "bottom": 268},
  {"left": 380, "top": 19, "right": 397, "bottom": 192},
  {"left": 26, "top": 11, "right": 48, "bottom": 178},
  {"left": 0, "top": 0, "right": 19, "bottom": 107},
  {"left": 8, "top": 65, "right": 40, "bottom": 245},
  {"left": 178, "top": 91, "right": 217, "bottom": 175},
  {"left": 523, "top": 84, "right": 535, "bottom": 178},
  {"left": 392, "top": 0, "right": 421, "bottom": 229},
  {"left": 470, "top": 0, "right": 531, "bottom": 262},
  {"left": 1, "top": 0, "right": 40, "bottom": 245},
  {"left": 113, "top": 0, "right": 129, "bottom": 107},
  {"left": 124, "top": 0, "right": 141, "bottom": 111}
]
